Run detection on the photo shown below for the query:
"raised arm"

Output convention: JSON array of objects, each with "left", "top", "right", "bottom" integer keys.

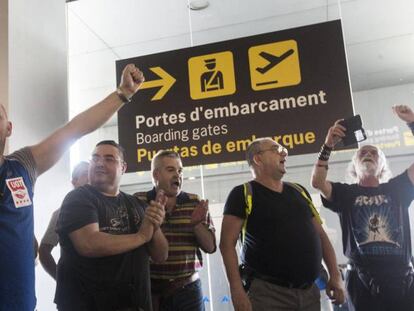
[
  {"left": 393, "top": 105, "right": 414, "bottom": 184},
  {"left": 311, "top": 120, "right": 346, "bottom": 200},
  {"left": 220, "top": 215, "right": 252, "bottom": 311},
  {"left": 30, "top": 64, "right": 144, "bottom": 176}
]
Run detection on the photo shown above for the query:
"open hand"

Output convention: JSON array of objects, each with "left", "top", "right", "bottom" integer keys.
[{"left": 191, "top": 199, "right": 208, "bottom": 226}]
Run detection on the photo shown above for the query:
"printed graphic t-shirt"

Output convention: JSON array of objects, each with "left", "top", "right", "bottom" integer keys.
[
  {"left": 56, "top": 185, "right": 151, "bottom": 311},
  {"left": 322, "top": 171, "right": 414, "bottom": 269}
]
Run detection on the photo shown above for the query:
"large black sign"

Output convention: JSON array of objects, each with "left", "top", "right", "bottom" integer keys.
[{"left": 117, "top": 20, "right": 353, "bottom": 172}]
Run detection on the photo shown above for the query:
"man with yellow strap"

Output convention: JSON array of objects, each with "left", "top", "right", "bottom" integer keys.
[{"left": 220, "top": 137, "right": 345, "bottom": 311}]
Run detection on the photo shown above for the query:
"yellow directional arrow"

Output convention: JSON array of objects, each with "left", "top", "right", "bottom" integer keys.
[{"left": 140, "top": 67, "right": 176, "bottom": 101}]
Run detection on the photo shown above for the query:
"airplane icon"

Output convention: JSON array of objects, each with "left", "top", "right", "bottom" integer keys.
[
  {"left": 248, "top": 40, "right": 301, "bottom": 90},
  {"left": 256, "top": 49, "right": 294, "bottom": 74}
]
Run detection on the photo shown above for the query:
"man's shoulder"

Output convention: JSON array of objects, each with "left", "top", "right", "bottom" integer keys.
[
  {"left": 63, "top": 185, "right": 98, "bottom": 205},
  {"left": 122, "top": 191, "right": 148, "bottom": 210},
  {"left": 133, "top": 191, "right": 150, "bottom": 202},
  {"left": 284, "top": 181, "right": 307, "bottom": 191},
  {"left": 227, "top": 183, "right": 247, "bottom": 198},
  {"left": 71, "top": 184, "right": 96, "bottom": 196},
  {"left": 5, "top": 147, "right": 37, "bottom": 183},
  {"left": 178, "top": 191, "right": 200, "bottom": 204},
  {"left": 133, "top": 188, "right": 156, "bottom": 202},
  {"left": 386, "top": 170, "right": 409, "bottom": 185},
  {"left": 51, "top": 208, "right": 61, "bottom": 219}
]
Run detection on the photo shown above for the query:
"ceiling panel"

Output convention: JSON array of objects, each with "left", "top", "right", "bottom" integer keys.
[
  {"left": 68, "top": 0, "right": 191, "bottom": 47},
  {"left": 67, "top": 9, "right": 108, "bottom": 56},
  {"left": 340, "top": 0, "right": 414, "bottom": 45},
  {"left": 66, "top": 0, "right": 414, "bottom": 96}
]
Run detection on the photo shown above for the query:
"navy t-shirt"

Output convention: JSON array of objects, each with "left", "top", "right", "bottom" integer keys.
[
  {"left": 224, "top": 181, "right": 322, "bottom": 285},
  {"left": 322, "top": 171, "right": 414, "bottom": 270}
]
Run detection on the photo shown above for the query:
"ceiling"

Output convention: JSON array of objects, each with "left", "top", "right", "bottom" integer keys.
[{"left": 66, "top": 0, "right": 414, "bottom": 115}]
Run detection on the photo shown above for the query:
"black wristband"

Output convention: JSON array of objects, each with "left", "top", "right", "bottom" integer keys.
[
  {"left": 408, "top": 122, "right": 414, "bottom": 135},
  {"left": 316, "top": 164, "right": 329, "bottom": 170},
  {"left": 318, "top": 144, "right": 332, "bottom": 161},
  {"left": 116, "top": 88, "right": 131, "bottom": 103}
]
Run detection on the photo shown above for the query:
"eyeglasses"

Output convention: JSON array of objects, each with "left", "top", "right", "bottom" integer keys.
[
  {"left": 257, "top": 145, "right": 288, "bottom": 156},
  {"left": 90, "top": 155, "right": 123, "bottom": 165},
  {"left": 358, "top": 148, "right": 378, "bottom": 157}
]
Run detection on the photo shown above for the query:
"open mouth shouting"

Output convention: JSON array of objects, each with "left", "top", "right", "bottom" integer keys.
[{"left": 171, "top": 179, "right": 181, "bottom": 190}]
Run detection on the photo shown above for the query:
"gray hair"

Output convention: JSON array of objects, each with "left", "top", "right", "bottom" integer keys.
[
  {"left": 151, "top": 150, "right": 182, "bottom": 185},
  {"left": 71, "top": 161, "right": 89, "bottom": 181},
  {"left": 347, "top": 145, "right": 392, "bottom": 183},
  {"left": 246, "top": 137, "right": 273, "bottom": 167},
  {"left": 151, "top": 150, "right": 181, "bottom": 172}
]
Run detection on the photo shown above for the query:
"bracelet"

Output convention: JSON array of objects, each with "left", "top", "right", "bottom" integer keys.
[
  {"left": 408, "top": 122, "right": 414, "bottom": 135},
  {"left": 316, "top": 164, "right": 329, "bottom": 170},
  {"left": 116, "top": 87, "right": 131, "bottom": 103},
  {"left": 318, "top": 144, "right": 332, "bottom": 161}
]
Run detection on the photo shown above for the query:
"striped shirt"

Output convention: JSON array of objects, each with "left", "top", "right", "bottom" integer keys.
[{"left": 135, "top": 188, "right": 215, "bottom": 280}]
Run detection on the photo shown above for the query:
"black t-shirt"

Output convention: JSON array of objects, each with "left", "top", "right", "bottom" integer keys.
[
  {"left": 322, "top": 171, "right": 414, "bottom": 271},
  {"left": 224, "top": 181, "right": 322, "bottom": 285},
  {"left": 55, "top": 185, "right": 151, "bottom": 311}
]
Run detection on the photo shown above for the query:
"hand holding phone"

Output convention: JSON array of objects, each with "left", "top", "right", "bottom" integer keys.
[{"left": 338, "top": 114, "right": 367, "bottom": 146}]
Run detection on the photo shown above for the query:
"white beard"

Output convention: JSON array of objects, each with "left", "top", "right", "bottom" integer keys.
[{"left": 357, "top": 160, "right": 380, "bottom": 178}]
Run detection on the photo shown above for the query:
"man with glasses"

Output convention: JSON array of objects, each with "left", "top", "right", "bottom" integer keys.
[
  {"left": 135, "top": 150, "right": 216, "bottom": 311},
  {"left": 0, "top": 64, "right": 144, "bottom": 311},
  {"left": 311, "top": 105, "right": 414, "bottom": 311},
  {"left": 55, "top": 141, "right": 168, "bottom": 311},
  {"left": 220, "top": 137, "right": 345, "bottom": 311}
]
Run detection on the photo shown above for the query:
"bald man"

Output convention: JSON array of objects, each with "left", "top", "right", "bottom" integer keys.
[{"left": 0, "top": 64, "right": 144, "bottom": 311}]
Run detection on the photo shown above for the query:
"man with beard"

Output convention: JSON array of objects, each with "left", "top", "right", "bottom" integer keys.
[
  {"left": 56, "top": 141, "right": 168, "bottom": 311},
  {"left": 220, "top": 137, "right": 345, "bottom": 311},
  {"left": 135, "top": 150, "right": 216, "bottom": 311},
  {"left": 311, "top": 105, "right": 414, "bottom": 310}
]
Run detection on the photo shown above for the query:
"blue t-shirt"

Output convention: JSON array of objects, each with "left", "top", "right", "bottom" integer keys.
[{"left": 0, "top": 148, "right": 37, "bottom": 311}]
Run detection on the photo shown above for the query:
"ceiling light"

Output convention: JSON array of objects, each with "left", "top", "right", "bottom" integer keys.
[{"left": 188, "top": 0, "right": 209, "bottom": 10}]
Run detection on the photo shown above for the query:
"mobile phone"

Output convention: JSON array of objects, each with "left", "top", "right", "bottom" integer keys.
[{"left": 339, "top": 114, "right": 367, "bottom": 146}]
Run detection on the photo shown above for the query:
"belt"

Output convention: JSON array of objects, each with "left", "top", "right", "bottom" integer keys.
[
  {"left": 254, "top": 272, "right": 313, "bottom": 290},
  {"left": 151, "top": 273, "right": 199, "bottom": 298}
]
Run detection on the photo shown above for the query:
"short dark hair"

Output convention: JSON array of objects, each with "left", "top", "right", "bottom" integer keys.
[{"left": 95, "top": 140, "right": 126, "bottom": 160}]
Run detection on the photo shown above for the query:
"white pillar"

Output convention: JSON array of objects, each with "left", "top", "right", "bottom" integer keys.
[
  {"left": 8, "top": 1, "right": 69, "bottom": 310},
  {"left": 0, "top": 0, "right": 8, "bottom": 153}
]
